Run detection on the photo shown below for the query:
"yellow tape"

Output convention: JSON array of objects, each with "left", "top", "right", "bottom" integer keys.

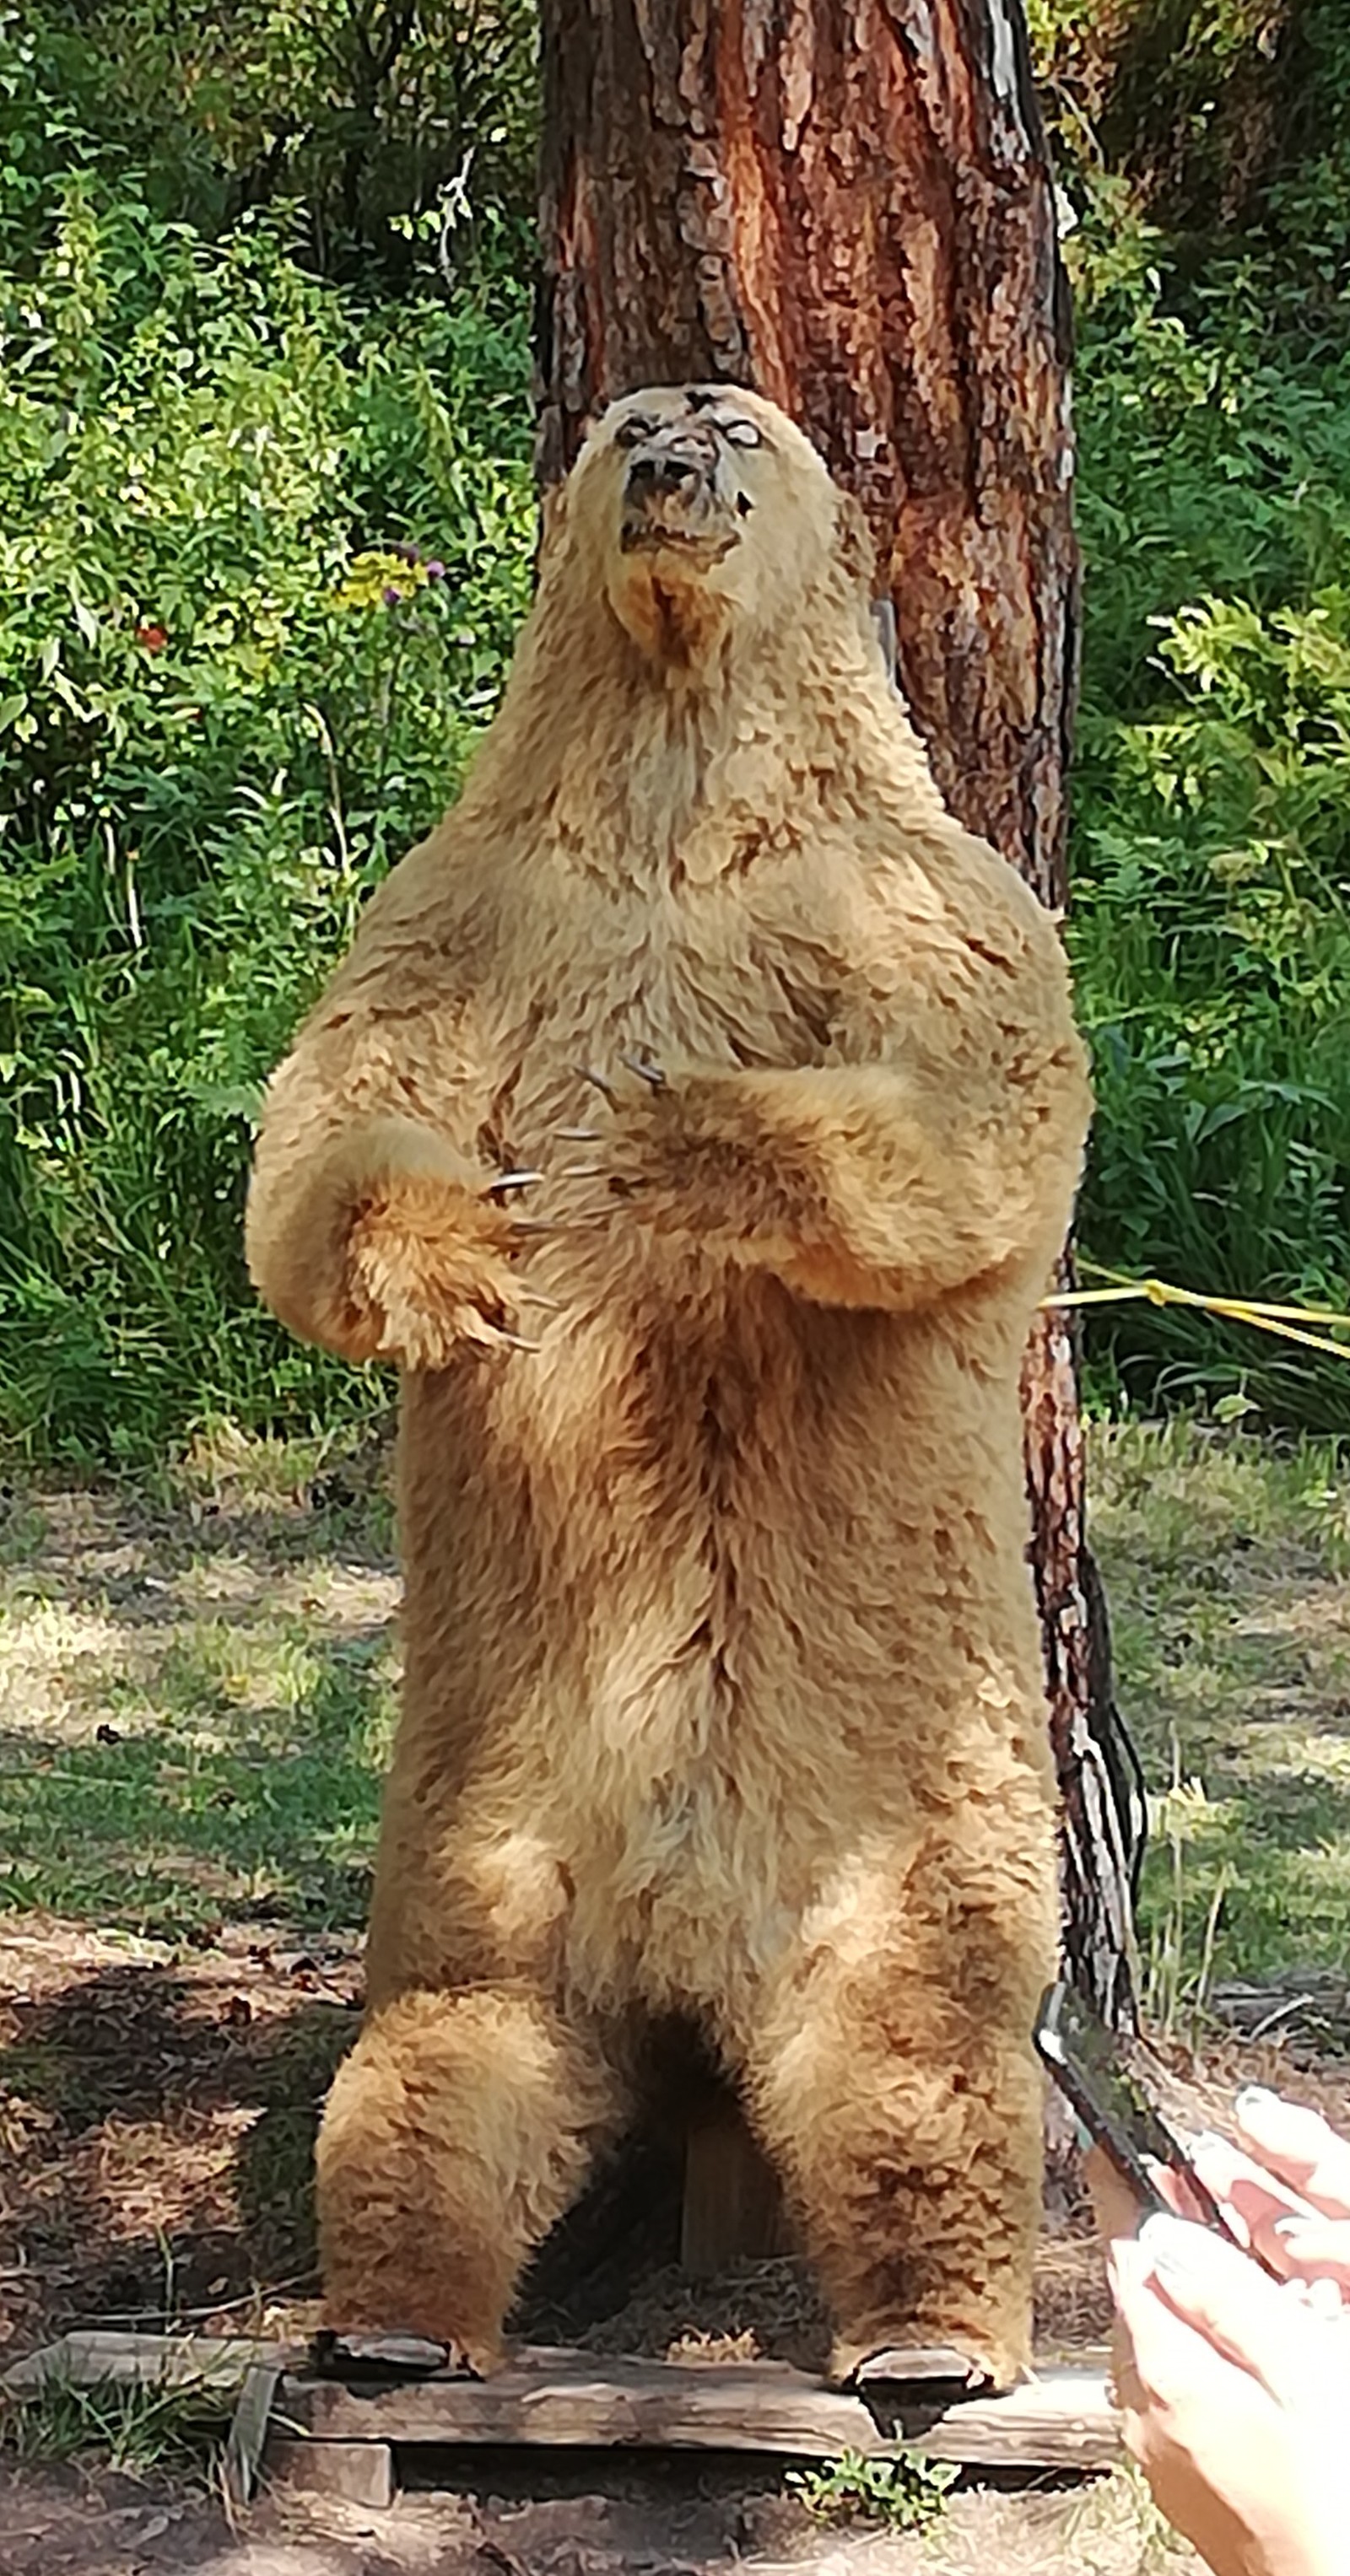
[{"left": 1040, "top": 1263, "right": 1350, "bottom": 1363}]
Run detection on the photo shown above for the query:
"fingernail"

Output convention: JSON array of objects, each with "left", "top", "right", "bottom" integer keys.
[
  {"left": 1138, "top": 2214, "right": 1212, "bottom": 2277},
  {"left": 1236, "top": 2086, "right": 1281, "bottom": 2116},
  {"left": 1188, "top": 2129, "right": 1234, "bottom": 2157},
  {"left": 1274, "top": 2217, "right": 1313, "bottom": 2240}
]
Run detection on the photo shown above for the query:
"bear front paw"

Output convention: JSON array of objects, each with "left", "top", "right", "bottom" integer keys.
[
  {"left": 559, "top": 1057, "right": 775, "bottom": 1255},
  {"left": 340, "top": 1173, "right": 545, "bottom": 1369}
]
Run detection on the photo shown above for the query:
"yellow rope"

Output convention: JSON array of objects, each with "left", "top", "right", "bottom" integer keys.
[{"left": 1041, "top": 1262, "right": 1350, "bottom": 1363}]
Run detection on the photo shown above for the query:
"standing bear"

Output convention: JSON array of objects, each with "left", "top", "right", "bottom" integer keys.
[{"left": 246, "top": 385, "right": 1093, "bottom": 2394}]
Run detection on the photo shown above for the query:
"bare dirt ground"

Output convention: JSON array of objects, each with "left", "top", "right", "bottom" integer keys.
[
  {"left": 3, "top": 1420, "right": 1349, "bottom": 2571},
  {"left": 0, "top": 2449, "right": 1202, "bottom": 2576}
]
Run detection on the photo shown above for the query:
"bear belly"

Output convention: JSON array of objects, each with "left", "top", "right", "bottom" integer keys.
[{"left": 392, "top": 1315, "right": 1045, "bottom": 2022}]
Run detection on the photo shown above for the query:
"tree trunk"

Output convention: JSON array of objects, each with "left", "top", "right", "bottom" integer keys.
[{"left": 536, "top": 0, "right": 1144, "bottom": 2024}]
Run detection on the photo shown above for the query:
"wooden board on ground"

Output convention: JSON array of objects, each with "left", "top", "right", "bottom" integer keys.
[
  {"left": 3, "top": 2331, "right": 1120, "bottom": 2490},
  {"left": 278, "top": 2346, "right": 1120, "bottom": 2473},
  {"left": 1, "top": 2329, "right": 292, "bottom": 2395}
]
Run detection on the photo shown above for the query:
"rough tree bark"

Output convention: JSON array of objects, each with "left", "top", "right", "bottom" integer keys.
[{"left": 536, "top": 0, "right": 1144, "bottom": 2027}]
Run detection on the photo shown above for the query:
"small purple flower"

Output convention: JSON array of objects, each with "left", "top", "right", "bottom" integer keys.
[
  {"left": 424, "top": 559, "right": 446, "bottom": 583},
  {"left": 383, "top": 584, "right": 402, "bottom": 607}
]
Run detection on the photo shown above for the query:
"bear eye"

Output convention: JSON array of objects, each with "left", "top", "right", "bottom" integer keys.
[
  {"left": 614, "top": 416, "right": 656, "bottom": 449},
  {"left": 721, "top": 419, "right": 763, "bottom": 449}
]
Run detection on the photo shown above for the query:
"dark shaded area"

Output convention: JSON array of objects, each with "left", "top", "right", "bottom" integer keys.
[
  {"left": 0, "top": 1955, "right": 358, "bottom": 2345},
  {"left": 0, "top": 2450, "right": 850, "bottom": 2576},
  {"left": 13, "top": 0, "right": 539, "bottom": 283},
  {"left": 0, "top": 1942, "right": 1115, "bottom": 2376},
  {"left": 1043, "top": 0, "right": 1346, "bottom": 236}
]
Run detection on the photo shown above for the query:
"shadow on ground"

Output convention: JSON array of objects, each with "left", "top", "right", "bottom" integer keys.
[{"left": 0, "top": 1945, "right": 357, "bottom": 2345}]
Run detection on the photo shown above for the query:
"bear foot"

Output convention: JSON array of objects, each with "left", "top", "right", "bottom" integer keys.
[
  {"left": 850, "top": 2344, "right": 1001, "bottom": 2396},
  {"left": 833, "top": 2330, "right": 1026, "bottom": 2400},
  {"left": 310, "top": 2328, "right": 494, "bottom": 2381}
]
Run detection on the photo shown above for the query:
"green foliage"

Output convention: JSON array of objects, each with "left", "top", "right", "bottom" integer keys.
[
  {"left": 0, "top": 0, "right": 538, "bottom": 276},
  {"left": 1044, "top": 25, "right": 1350, "bottom": 1429},
  {"left": 1028, "top": 0, "right": 1350, "bottom": 234},
  {"left": 6, "top": 0, "right": 1350, "bottom": 1457},
  {"left": 1, "top": 2369, "right": 228, "bottom": 2477},
  {"left": 787, "top": 2446, "right": 959, "bottom": 2530},
  {"left": 0, "top": 99, "right": 534, "bottom": 1459}
]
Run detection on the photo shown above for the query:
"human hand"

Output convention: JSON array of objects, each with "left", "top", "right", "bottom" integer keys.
[
  {"left": 1101, "top": 2196, "right": 1350, "bottom": 2576},
  {"left": 1189, "top": 2092, "right": 1350, "bottom": 2298}
]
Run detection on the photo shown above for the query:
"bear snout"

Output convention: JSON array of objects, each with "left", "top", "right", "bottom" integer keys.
[{"left": 619, "top": 434, "right": 740, "bottom": 558}]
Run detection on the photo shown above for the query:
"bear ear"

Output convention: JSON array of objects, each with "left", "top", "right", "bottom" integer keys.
[{"left": 834, "top": 490, "right": 877, "bottom": 591}]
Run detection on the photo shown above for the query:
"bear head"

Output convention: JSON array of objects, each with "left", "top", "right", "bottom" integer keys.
[{"left": 545, "top": 384, "right": 876, "bottom": 674}]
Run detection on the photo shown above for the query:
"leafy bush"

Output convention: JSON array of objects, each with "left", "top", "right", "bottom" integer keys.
[
  {"left": 0, "top": 0, "right": 538, "bottom": 276},
  {"left": 788, "top": 2447, "right": 958, "bottom": 2531},
  {"left": 1054, "top": 103, "right": 1350, "bottom": 1426},
  {"left": 0, "top": 158, "right": 534, "bottom": 1459}
]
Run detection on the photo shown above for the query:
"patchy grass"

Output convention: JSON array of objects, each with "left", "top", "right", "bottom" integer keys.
[
  {"left": 3, "top": 1412, "right": 1346, "bottom": 1989},
  {"left": 0, "top": 1430, "right": 398, "bottom": 1937},
  {"left": 0, "top": 2370, "right": 229, "bottom": 2482},
  {"left": 1089, "top": 1418, "right": 1350, "bottom": 2017}
]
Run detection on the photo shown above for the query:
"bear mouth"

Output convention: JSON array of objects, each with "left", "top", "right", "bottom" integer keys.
[{"left": 618, "top": 520, "right": 740, "bottom": 563}]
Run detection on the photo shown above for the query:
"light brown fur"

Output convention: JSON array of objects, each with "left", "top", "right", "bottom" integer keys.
[{"left": 246, "top": 387, "right": 1093, "bottom": 2388}]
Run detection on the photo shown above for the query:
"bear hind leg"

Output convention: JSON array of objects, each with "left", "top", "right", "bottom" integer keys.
[
  {"left": 730, "top": 1834, "right": 1055, "bottom": 2393},
  {"left": 316, "top": 1984, "right": 628, "bottom": 2374}
]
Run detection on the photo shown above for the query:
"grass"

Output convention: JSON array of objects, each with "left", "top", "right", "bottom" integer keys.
[
  {"left": 0, "top": 2369, "right": 229, "bottom": 2479},
  {"left": 1089, "top": 1415, "right": 1350, "bottom": 2014},
  {"left": 0, "top": 1428, "right": 398, "bottom": 1939},
  {"left": 2, "top": 1411, "right": 1348, "bottom": 2001}
]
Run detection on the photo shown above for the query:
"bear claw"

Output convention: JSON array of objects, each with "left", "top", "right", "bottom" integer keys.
[
  {"left": 849, "top": 2345, "right": 1003, "bottom": 2397},
  {"left": 619, "top": 1052, "right": 666, "bottom": 1091},
  {"left": 310, "top": 2330, "right": 467, "bottom": 2380}
]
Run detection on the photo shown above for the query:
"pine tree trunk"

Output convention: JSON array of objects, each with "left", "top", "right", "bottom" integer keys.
[{"left": 536, "top": 0, "right": 1144, "bottom": 2024}]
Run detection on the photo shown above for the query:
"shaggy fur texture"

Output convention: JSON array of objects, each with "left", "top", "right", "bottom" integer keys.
[{"left": 246, "top": 385, "right": 1094, "bottom": 2390}]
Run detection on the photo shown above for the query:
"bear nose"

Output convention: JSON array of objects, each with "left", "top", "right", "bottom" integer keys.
[{"left": 623, "top": 434, "right": 716, "bottom": 504}]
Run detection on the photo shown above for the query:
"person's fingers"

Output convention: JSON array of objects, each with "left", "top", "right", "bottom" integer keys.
[
  {"left": 1154, "top": 2159, "right": 1214, "bottom": 2225},
  {"left": 1272, "top": 2218, "right": 1350, "bottom": 2293},
  {"left": 1134, "top": 2212, "right": 1335, "bottom": 2404},
  {"left": 1107, "top": 2234, "right": 1252, "bottom": 2412},
  {"left": 1234, "top": 2088, "right": 1350, "bottom": 2220},
  {"left": 1189, "top": 2132, "right": 1321, "bottom": 2274}
]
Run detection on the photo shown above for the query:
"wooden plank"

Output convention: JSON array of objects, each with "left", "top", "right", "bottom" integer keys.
[
  {"left": 680, "top": 2104, "right": 791, "bottom": 2273},
  {"left": 267, "top": 2435, "right": 395, "bottom": 2508},
  {"left": 0, "top": 2339, "right": 76, "bottom": 2395},
  {"left": 2, "top": 2331, "right": 290, "bottom": 2396},
  {"left": 281, "top": 2348, "right": 1120, "bottom": 2471},
  {"left": 224, "top": 2363, "right": 284, "bottom": 2510}
]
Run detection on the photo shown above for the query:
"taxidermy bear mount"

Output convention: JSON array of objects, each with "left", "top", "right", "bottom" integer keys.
[{"left": 246, "top": 383, "right": 1093, "bottom": 2395}]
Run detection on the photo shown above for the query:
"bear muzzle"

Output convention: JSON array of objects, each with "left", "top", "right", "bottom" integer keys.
[{"left": 619, "top": 428, "right": 743, "bottom": 564}]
